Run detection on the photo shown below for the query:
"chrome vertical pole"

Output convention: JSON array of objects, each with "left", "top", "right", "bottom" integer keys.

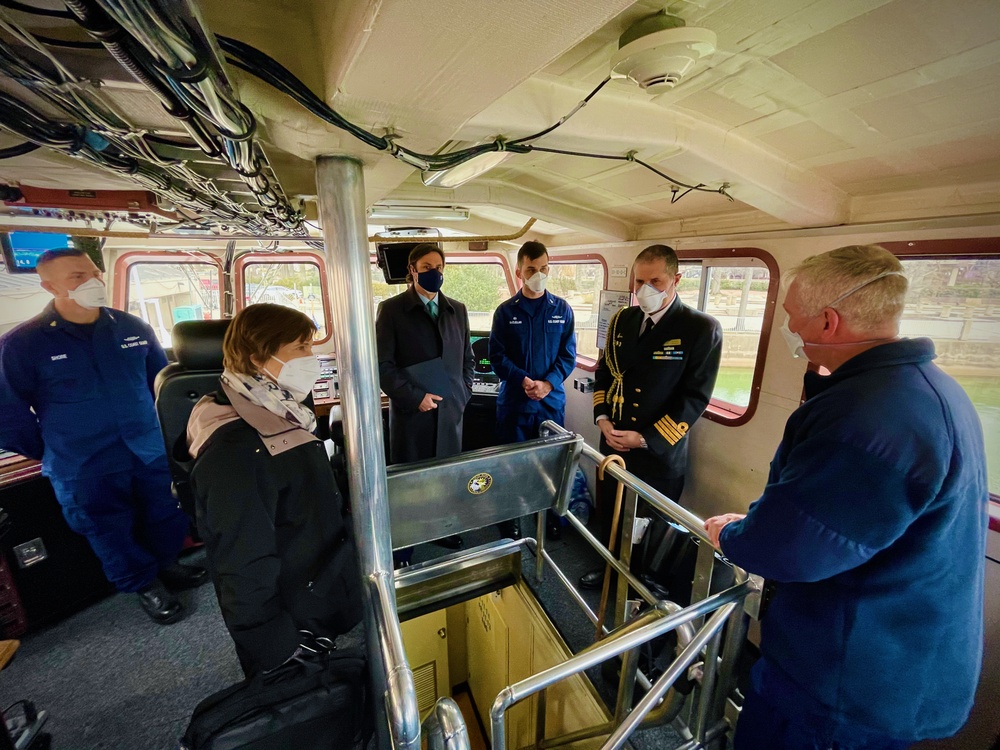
[{"left": 315, "top": 156, "right": 418, "bottom": 750}]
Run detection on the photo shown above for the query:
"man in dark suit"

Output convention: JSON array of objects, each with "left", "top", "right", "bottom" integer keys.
[
  {"left": 579, "top": 244, "right": 722, "bottom": 591},
  {"left": 375, "top": 243, "right": 475, "bottom": 551}
]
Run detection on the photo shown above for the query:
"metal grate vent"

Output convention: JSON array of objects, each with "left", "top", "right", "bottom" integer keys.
[{"left": 412, "top": 660, "right": 438, "bottom": 713}]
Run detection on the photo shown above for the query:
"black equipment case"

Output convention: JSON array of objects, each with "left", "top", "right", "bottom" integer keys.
[{"left": 180, "top": 649, "right": 371, "bottom": 750}]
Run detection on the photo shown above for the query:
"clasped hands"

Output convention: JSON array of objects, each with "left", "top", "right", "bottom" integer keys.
[
  {"left": 522, "top": 376, "right": 552, "bottom": 401},
  {"left": 597, "top": 419, "right": 644, "bottom": 452}
]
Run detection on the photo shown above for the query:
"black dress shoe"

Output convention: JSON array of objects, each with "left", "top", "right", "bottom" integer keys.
[
  {"left": 137, "top": 580, "right": 184, "bottom": 624},
  {"left": 496, "top": 520, "right": 521, "bottom": 540},
  {"left": 158, "top": 562, "right": 208, "bottom": 590},
  {"left": 434, "top": 535, "right": 464, "bottom": 550},
  {"left": 578, "top": 568, "right": 604, "bottom": 590},
  {"left": 546, "top": 520, "right": 562, "bottom": 541}
]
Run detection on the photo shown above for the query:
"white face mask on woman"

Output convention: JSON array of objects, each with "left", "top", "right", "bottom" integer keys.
[
  {"left": 267, "top": 355, "right": 322, "bottom": 401},
  {"left": 68, "top": 278, "right": 108, "bottom": 309}
]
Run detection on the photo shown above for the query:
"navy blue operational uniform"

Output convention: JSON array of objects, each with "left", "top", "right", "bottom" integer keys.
[
  {"left": 489, "top": 290, "right": 576, "bottom": 442},
  {"left": 0, "top": 302, "right": 188, "bottom": 592}
]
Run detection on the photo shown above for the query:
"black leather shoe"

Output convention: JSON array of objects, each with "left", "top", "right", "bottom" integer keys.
[
  {"left": 434, "top": 535, "right": 464, "bottom": 550},
  {"left": 578, "top": 569, "right": 604, "bottom": 590},
  {"left": 496, "top": 521, "right": 521, "bottom": 540},
  {"left": 137, "top": 580, "right": 184, "bottom": 624},
  {"left": 158, "top": 562, "right": 208, "bottom": 590},
  {"left": 546, "top": 520, "right": 562, "bottom": 541}
]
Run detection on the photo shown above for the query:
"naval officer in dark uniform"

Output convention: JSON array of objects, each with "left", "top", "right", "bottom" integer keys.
[{"left": 579, "top": 244, "right": 722, "bottom": 590}]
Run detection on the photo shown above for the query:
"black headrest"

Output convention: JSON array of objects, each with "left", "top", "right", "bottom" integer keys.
[{"left": 171, "top": 319, "right": 230, "bottom": 370}]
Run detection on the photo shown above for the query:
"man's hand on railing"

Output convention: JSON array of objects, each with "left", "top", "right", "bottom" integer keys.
[{"left": 704, "top": 513, "right": 746, "bottom": 548}]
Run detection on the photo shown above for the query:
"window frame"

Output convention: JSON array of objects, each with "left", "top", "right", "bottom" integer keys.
[
  {"left": 112, "top": 251, "right": 225, "bottom": 333},
  {"left": 675, "top": 247, "right": 780, "bottom": 427},
  {"left": 545, "top": 253, "right": 609, "bottom": 372},
  {"left": 880, "top": 237, "right": 1000, "bottom": 506},
  {"left": 234, "top": 252, "right": 334, "bottom": 345}
]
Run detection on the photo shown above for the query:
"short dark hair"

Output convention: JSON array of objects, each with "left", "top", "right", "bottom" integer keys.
[
  {"left": 406, "top": 243, "right": 445, "bottom": 284},
  {"left": 634, "top": 244, "right": 679, "bottom": 275},
  {"left": 516, "top": 241, "right": 548, "bottom": 268},
  {"left": 223, "top": 303, "right": 316, "bottom": 376},
  {"left": 36, "top": 247, "right": 86, "bottom": 271}
]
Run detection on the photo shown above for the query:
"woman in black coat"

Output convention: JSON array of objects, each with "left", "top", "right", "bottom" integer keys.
[
  {"left": 375, "top": 244, "right": 475, "bottom": 465},
  {"left": 183, "top": 303, "right": 360, "bottom": 676}
]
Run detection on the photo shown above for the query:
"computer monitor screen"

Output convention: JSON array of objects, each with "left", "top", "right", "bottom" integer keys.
[
  {"left": 1, "top": 231, "right": 73, "bottom": 274},
  {"left": 376, "top": 241, "right": 442, "bottom": 284},
  {"left": 470, "top": 331, "right": 500, "bottom": 395}
]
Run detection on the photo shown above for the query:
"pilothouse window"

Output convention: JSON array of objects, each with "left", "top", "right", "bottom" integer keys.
[
  {"left": 241, "top": 261, "right": 329, "bottom": 342},
  {"left": 547, "top": 260, "right": 606, "bottom": 361},
  {"left": 125, "top": 262, "right": 222, "bottom": 346},
  {"left": 899, "top": 257, "right": 1000, "bottom": 496},
  {"left": 678, "top": 259, "right": 772, "bottom": 413}
]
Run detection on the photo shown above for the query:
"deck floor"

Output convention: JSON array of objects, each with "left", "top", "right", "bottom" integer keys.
[{"left": 0, "top": 520, "right": 687, "bottom": 749}]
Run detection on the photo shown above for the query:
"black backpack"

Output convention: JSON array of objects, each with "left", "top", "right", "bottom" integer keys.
[{"left": 180, "top": 649, "right": 372, "bottom": 750}]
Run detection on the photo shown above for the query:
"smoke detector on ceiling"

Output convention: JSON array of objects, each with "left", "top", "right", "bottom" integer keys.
[{"left": 610, "top": 14, "right": 716, "bottom": 94}]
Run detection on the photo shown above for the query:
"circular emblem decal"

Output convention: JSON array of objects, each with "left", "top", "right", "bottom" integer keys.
[{"left": 468, "top": 472, "right": 493, "bottom": 495}]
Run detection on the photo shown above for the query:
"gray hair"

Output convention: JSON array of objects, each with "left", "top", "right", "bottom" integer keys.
[{"left": 790, "top": 245, "right": 908, "bottom": 333}]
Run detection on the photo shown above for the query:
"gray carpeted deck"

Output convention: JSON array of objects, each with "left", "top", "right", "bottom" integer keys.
[{"left": 1, "top": 525, "right": 687, "bottom": 749}]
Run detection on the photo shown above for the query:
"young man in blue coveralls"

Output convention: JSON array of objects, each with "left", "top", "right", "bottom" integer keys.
[
  {"left": 705, "top": 245, "right": 988, "bottom": 750},
  {"left": 0, "top": 248, "right": 205, "bottom": 624},
  {"left": 489, "top": 241, "right": 576, "bottom": 539}
]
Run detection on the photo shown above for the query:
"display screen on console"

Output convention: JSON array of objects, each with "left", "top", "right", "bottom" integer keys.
[{"left": 470, "top": 332, "right": 500, "bottom": 395}]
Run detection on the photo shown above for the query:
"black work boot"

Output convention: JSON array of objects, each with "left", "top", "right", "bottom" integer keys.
[
  {"left": 158, "top": 562, "right": 208, "bottom": 590},
  {"left": 137, "top": 579, "right": 184, "bottom": 624}
]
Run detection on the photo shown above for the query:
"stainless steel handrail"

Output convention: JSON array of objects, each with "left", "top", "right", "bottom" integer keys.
[
  {"left": 539, "top": 421, "right": 750, "bottom": 583},
  {"left": 422, "top": 697, "right": 471, "bottom": 750},
  {"left": 489, "top": 583, "right": 751, "bottom": 749}
]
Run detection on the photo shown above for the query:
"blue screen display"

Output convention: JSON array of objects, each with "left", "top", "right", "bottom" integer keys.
[{"left": 1, "top": 232, "right": 73, "bottom": 274}]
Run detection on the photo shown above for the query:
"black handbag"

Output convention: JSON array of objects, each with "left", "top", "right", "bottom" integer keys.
[{"left": 180, "top": 648, "right": 372, "bottom": 750}]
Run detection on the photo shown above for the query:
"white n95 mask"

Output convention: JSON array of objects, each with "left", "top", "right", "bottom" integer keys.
[
  {"left": 68, "top": 278, "right": 107, "bottom": 309},
  {"left": 524, "top": 272, "right": 547, "bottom": 294},
  {"left": 271, "top": 355, "right": 322, "bottom": 401},
  {"left": 779, "top": 318, "right": 806, "bottom": 359},
  {"left": 636, "top": 284, "right": 667, "bottom": 315}
]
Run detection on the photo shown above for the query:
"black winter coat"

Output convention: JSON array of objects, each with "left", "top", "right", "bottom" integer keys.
[
  {"left": 184, "top": 393, "right": 358, "bottom": 676},
  {"left": 375, "top": 287, "right": 474, "bottom": 464}
]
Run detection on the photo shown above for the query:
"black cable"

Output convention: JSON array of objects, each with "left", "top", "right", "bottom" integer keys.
[
  {"left": 0, "top": 140, "right": 39, "bottom": 158},
  {"left": 29, "top": 34, "right": 104, "bottom": 49},
  {"left": 509, "top": 76, "right": 611, "bottom": 145},
  {"left": 0, "top": 0, "right": 72, "bottom": 18}
]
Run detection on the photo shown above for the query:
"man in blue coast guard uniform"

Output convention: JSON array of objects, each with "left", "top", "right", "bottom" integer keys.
[
  {"left": 490, "top": 241, "right": 576, "bottom": 538},
  {"left": 0, "top": 248, "right": 204, "bottom": 624}
]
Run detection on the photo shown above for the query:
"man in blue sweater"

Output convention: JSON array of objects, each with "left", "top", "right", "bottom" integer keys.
[{"left": 705, "top": 245, "right": 988, "bottom": 749}]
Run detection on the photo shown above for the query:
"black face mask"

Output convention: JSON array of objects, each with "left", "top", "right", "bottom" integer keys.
[{"left": 416, "top": 269, "right": 444, "bottom": 293}]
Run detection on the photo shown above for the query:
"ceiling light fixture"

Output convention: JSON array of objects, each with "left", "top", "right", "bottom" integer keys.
[
  {"left": 367, "top": 205, "right": 471, "bottom": 222},
  {"left": 420, "top": 152, "right": 514, "bottom": 189}
]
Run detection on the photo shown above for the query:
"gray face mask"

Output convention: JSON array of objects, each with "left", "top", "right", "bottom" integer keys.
[{"left": 782, "top": 271, "right": 906, "bottom": 359}]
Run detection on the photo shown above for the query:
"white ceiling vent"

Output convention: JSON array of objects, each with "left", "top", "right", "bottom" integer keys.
[{"left": 610, "top": 14, "right": 716, "bottom": 94}]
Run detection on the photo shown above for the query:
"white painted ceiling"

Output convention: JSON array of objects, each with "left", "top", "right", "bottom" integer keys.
[{"left": 1, "top": 0, "right": 998, "bottom": 243}]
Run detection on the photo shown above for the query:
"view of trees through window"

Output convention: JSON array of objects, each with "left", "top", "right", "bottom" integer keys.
[
  {"left": 677, "top": 262, "right": 770, "bottom": 410},
  {"left": 243, "top": 262, "right": 329, "bottom": 340},
  {"left": 548, "top": 262, "right": 604, "bottom": 359},
  {"left": 900, "top": 258, "right": 999, "bottom": 495},
  {"left": 126, "top": 262, "right": 220, "bottom": 346}
]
